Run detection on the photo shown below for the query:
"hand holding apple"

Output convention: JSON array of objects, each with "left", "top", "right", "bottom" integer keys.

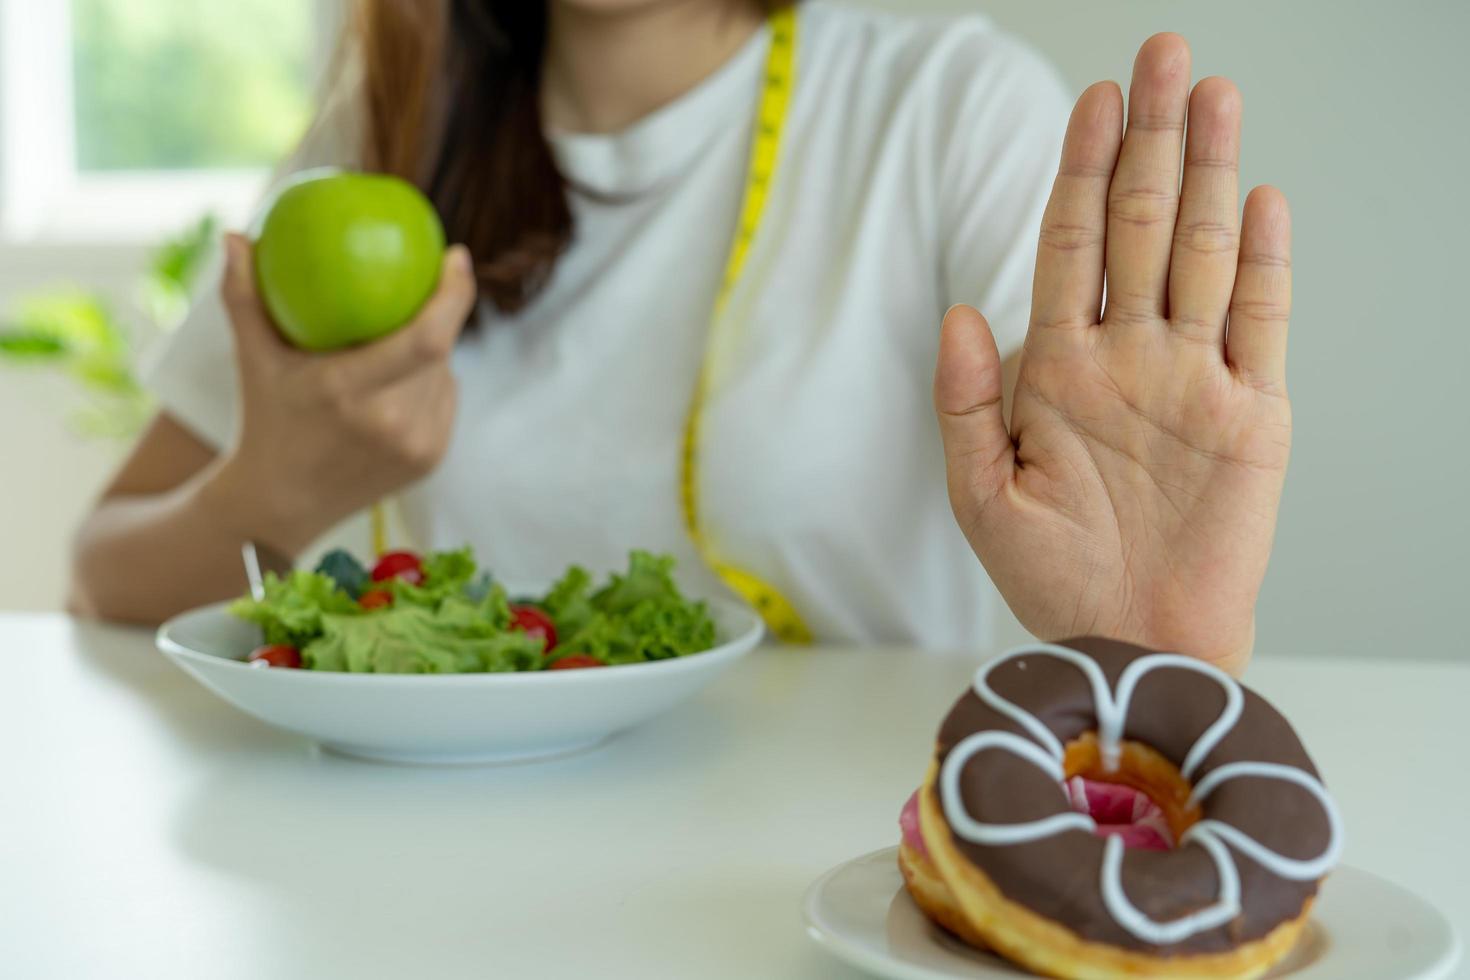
[{"left": 200, "top": 232, "right": 475, "bottom": 557}]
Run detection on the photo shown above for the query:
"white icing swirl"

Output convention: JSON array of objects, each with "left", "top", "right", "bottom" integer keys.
[
  {"left": 971, "top": 643, "right": 1113, "bottom": 762},
  {"left": 1101, "top": 827, "right": 1241, "bottom": 944},
  {"left": 1187, "top": 761, "right": 1344, "bottom": 880},
  {"left": 940, "top": 731, "right": 1097, "bottom": 845},
  {"left": 1111, "top": 654, "right": 1243, "bottom": 778},
  {"left": 939, "top": 641, "right": 1342, "bottom": 947}
]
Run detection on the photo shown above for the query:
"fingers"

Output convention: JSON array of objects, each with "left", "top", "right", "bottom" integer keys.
[
  {"left": 1106, "top": 33, "right": 1191, "bottom": 320},
  {"left": 1226, "top": 186, "right": 1292, "bottom": 390},
  {"left": 219, "top": 232, "right": 294, "bottom": 362},
  {"left": 360, "top": 365, "right": 459, "bottom": 477},
  {"left": 334, "top": 245, "right": 477, "bottom": 389},
  {"left": 934, "top": 305, "right": 1015, "bottom": 515},
  {"left": 1031, "top": 81, "right": 1124, "bottom": 333},
  {"left": 1169, "top": 77, "right": 1242, "bottom": 340}
]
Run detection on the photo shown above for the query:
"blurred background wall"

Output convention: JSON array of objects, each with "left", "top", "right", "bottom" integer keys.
[{"left": 1, "top": 0, "right": 1465, "bottom": 661}]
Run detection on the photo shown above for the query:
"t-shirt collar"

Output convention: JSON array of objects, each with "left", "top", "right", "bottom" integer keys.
[{"left": 547, "top": 20, "right": 770, "bottom": 200}]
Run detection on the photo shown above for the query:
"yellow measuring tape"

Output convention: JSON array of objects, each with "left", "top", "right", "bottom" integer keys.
[
  {"left": 680, "top": 6, "right": 813, "bottom": 644},
  {"left": 373, "top": 8, "right": 813, "bottom": 643},
  {"left": 370, "top": 502, "right": 389, "bottom": 558}
]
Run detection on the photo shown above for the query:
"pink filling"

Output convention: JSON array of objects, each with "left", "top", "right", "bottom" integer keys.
[
  {"left": 899, "top": 778, "right": 1174, "bottom": 856},
  {"left": 1065, "top": 776, "right": 1174, "bottom": 851},
  {"left": 900, "top": 790, "right": 929, "bottom": 858}
]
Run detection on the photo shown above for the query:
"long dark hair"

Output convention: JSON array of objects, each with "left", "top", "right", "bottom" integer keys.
[
  {"left": 352, "top": 1, "right": 570, "bottom": 314},
  {"left": 346, "top": 1, "right": 790, "bottom": 316}
]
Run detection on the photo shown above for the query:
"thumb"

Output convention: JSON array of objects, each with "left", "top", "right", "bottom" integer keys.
[
  {"left": 218, "top": 232, "right": 288, "bottom": 358},
  {"left": 934, "top": 304, "right": 1015, "bottom": 515}
]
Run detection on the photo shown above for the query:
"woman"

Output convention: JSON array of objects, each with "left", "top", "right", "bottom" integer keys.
[{"left": 72, "top": 0, "right": 1291, "bottom": 673}]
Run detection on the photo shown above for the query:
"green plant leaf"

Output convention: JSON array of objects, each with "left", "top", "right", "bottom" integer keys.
[
  {"left": 0, "top": 331, "right": 70, "bottom": 359},
  {"left": 68, "top": 354, "right": 142, "bottom": 395},
  {"left": 12, "top": 291, "right": 127, "bottom": 356},
  {"left": 150, "top": 213, "right": 218, "bottom": 291},
  {"left": 1, "top": 212, "right": 216, "bottom": 440},
  {"left": 143, "top": 213, "right": 219, "bottom": 328}
]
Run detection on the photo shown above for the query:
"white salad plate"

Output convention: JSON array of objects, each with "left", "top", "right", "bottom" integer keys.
[
  {"left": 803, "top": 847, "right": 1461, "bottom": 980},
  {"left": 156, "top": 593, "right": 763, "bottom": 765}
]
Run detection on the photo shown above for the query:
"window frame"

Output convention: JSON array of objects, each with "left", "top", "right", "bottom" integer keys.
[{"left": 0, "top": 0, "right": 340, "bottom": 248}]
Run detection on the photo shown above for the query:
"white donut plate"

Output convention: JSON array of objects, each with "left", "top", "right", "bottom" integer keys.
[{"left": 803, "top": 847, "right": 1461, "bottom": 980}]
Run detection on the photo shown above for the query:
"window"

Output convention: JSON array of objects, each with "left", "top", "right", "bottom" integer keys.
[{"left": 0, "top": 0, "right": 336, "bottom": 243}]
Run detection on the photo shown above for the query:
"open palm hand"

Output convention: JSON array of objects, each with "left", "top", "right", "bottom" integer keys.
[{"left": 936, "top": 35, "right": 1292, "bottom": 673}]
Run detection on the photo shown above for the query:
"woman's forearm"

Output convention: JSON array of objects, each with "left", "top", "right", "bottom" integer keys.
[
  {"left": 70, "top": 461, "right": 304, "bottom": 627},
  {"left": 71, "top": 238, "right": 477, "bottom": 627}
]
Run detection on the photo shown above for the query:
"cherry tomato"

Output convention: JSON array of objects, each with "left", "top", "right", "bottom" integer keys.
[
  {"left": 359, "top": 589, "right": 394, "bottom": 610},
  {"left": 370, "top": 550, "right": 424, "bottom": 586},
  {"left": 508, "top": 604, "right": 558, "bottom": 650},
  {"left": 247, "top": 644, "right": 302, "bottom": 669},
  {"left": 548, "top": 654, "right": 606, "bottom": 670}
]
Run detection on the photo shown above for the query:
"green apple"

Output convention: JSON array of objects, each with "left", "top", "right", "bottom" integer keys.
[{"left": 254, "top": 170, "right": 446, "bottom": 351}]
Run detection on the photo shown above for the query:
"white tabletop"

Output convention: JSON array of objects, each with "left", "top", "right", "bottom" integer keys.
[{"left": 2, "top": 613, "right": 1465, "bottom": 980}]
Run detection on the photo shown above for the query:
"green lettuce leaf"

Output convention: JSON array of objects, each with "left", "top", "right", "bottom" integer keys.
[
  {"left": 443, "top": 585, "right": 514, "bottom": 633},
  {"left": 548, "top": 551, "right": 715, "bottom": 664},
  {"left": 540, "top": 564, "right": 594, "bottom": 636},
  {"left": 422, "top": 548, "right": 477, "bottom": 588},
  {"left": 383, "top": 547, "right": 481, "bottom": 610},
  {"left": 227, "top": 570, "right": 359, "bottom": 648},
  {"left": 590, "top": 550, "right": 681, "bottom": 615},
  {"left": 553, "top": 601, "right": 715, "bottom": 665},
  {"left": 304, "top": 602, "right": 543, "bottom": 673},
  {"left": 618, "top": 595, "right": 716, "bottom": 660}
]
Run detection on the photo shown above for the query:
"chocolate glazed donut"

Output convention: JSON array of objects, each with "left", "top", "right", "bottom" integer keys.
[{"left": 917, "top": 637, "right": 1341, "bottom": 978}]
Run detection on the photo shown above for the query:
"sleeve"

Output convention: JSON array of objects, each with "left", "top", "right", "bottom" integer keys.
[
  {"left": 139, "top": 65, "right": 366, "bottom": 450},
  {"left": 934, "top": 24, "right": 1072, "bottom": 357}
]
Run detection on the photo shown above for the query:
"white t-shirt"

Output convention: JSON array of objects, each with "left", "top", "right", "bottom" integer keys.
[{"left": 146, "top": 2, "right": 1069, "bottom": 649}]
